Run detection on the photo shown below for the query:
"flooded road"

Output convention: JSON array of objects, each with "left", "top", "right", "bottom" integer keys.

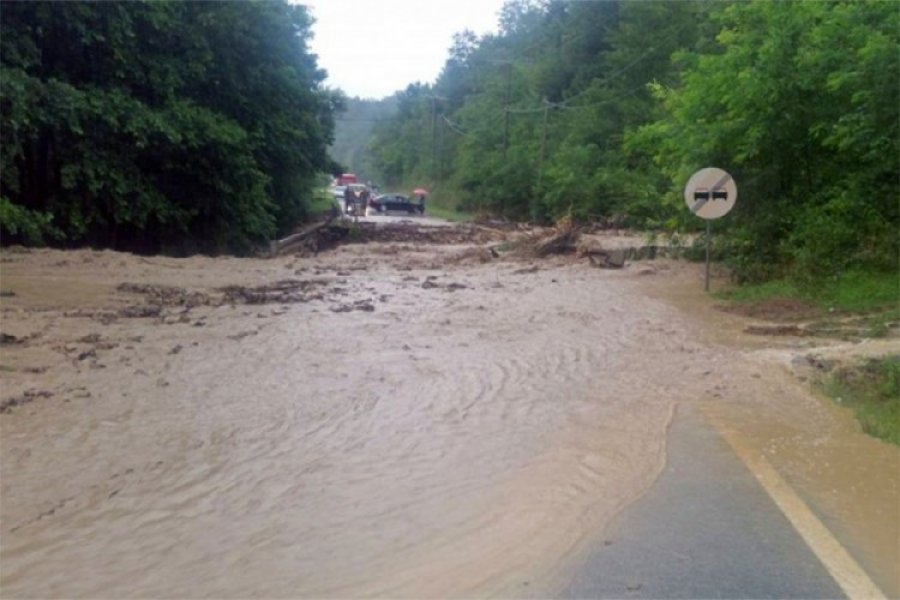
[{"left": 1, "top": 235, "right": 897, "bottom": 597}]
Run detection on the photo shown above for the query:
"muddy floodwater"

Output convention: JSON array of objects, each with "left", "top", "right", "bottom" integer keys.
[{"left": 1, "top": 229, "right": 898, "bottom": 598}]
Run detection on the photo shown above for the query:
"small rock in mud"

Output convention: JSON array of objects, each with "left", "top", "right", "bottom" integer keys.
[
  {"left": 0, "top": 332, "right": 22, "bottom": 345},
  {"left": 228, "top": 330, "right": 259, "bottom": 341},
  {"left": 119, "top": 305, "right": 163, "bottom": 319},
  {"left": 330, "top": 300, "right": 375, "bottom": 313},
  {"left": 77, "top": 349, "right": 97, "bottom": 361},
  {"left": 0, "top": 289, "right": 16, "bottom": 297},
  {"left": 1, "top": 390, "right": 54, "bottom": 414}
]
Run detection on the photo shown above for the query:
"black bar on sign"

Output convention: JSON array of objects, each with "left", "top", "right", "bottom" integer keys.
[
  {"left": 712, "top": 190, "right": 728, "bottom": 201},
  {"left": 694, "top": 188, "right": 710, "bottom": 202}
]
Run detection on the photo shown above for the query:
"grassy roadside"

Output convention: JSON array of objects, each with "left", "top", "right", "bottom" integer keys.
[
  {"left": 820, "top": 356, "right": 900, "bottom": 446},
  {"left": 718, "top": 269, "right": 899, "bottom": 445},
  {"left": 717, "top": 269, "right": 899, "bottom": 313},
  {"left": 412, "top": 187, "right": 473, "bottom": 222},
  {"left": 717, "top": 269, "right": 899, "bottom": 337},
  {"left": 423, "top": 201, "right": 473, "bottom": 223},
  {"left": 309, "top": 188, "right": 339, "bottom": 217}
]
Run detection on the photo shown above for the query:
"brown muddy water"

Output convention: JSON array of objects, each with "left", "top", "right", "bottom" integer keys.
[{"left": 1, "top": 237, "right": 897, "bottom": 598}]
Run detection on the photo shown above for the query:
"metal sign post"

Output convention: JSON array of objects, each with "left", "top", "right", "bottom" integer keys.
[
  {"left": 704, "top": 221, "right": 711, "bottom": 291},
  {"left": 684, "top": 168, "right": 737, "bottom": 292}
]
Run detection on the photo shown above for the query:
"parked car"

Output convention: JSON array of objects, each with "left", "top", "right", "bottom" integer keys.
[{"left": 367, "top": 193, "right": 423, "bottom": 215}]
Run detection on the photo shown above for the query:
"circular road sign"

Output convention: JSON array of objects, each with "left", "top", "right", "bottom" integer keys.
[{"left": 684, "top": 167, "right": 737, "bottom": 220}]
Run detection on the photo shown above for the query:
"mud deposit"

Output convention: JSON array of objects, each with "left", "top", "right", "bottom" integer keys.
[{"left": 1, "top": 232, "right": 898, "bottom": 598}]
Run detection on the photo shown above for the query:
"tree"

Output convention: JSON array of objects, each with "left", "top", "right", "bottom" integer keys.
[
  {"left": 632, "top": 0, "right": 899, "bottom": 280},
  {"left": 366, "top": 0, "right": 897, "bottom": 282},
  {"left": 1, "top": 1, "right": 337, "bottom": 253}
]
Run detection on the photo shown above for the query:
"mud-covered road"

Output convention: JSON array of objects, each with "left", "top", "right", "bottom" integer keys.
[{"left": 1, "top": 224, "right": 897, "bottom": 598}]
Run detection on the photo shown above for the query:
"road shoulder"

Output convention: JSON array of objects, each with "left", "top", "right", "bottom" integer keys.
[{"left": 562, "top": 407, "right": 846, "bottom": 599}]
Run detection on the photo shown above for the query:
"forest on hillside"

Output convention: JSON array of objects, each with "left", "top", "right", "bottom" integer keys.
[
  {"left": 367, "top": 0, "right": 898, "bottom": 281},
  {"left": 1, "top": 0, "right": 896, "bottom": 279},
  {"left": 1, "top": 1, "right": 340, "bottom": 254}
]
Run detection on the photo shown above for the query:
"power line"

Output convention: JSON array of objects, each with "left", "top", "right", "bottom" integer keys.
[
  {"left": 556, "top": 46, "right": 656, "bottom": 108},
  {"left": 554, "top": 82, "right": 649, "bottom": 111},
  {"left": 441, "top": 115, "right": 467, "bottom": 135}
]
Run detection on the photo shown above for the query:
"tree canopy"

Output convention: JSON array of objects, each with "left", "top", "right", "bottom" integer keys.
[
  {"left": 1, "top": 1, "right": 340, "bottom": 253},
  {"left": 3, "top": 0, "right": 897, "bottom": 277},
  {"left": 367, "top": 0, "right": 899, "bottom": 281}
]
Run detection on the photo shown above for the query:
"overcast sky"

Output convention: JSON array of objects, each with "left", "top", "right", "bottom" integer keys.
[{"left": 305, "top": 0, "right": 507, "bottom": 99}]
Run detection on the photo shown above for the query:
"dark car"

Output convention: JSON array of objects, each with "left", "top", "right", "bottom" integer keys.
[{"left": 367, "top": 193, "right": 423, "bottom": 215}]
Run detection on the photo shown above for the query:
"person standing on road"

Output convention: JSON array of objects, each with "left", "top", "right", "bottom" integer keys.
[
  {"left": 343, "top": 186, "right": 354, "bottom": 215},
  {"left": 359, "top": 188, "right": 370, "bottom": 216}
]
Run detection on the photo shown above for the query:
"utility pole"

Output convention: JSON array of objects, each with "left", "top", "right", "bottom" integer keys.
[
  {"left": 430, "top": 95, "right": 437, "bottom": 179},
  {"left": 428, "top": 94, "right": 446, "bottom": 180},
  {"left": 533, "top": 98, "right": 552, "bottom": 222},
  {"left": 483, "top": 58, "right": 524, "bottom": 162},
  {"left": 439, "top": 114, "right": 446, "bottom": 182},
  {"left": 538, "top": 98, "right": 549, "bottom": 189},
  {"left": 502, "top": 61, "right": 512, "bottom": 162}
]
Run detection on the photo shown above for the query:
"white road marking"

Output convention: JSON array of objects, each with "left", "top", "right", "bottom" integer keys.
[{"left": 707, "top": 415, "right": 887, "bottom": 600}]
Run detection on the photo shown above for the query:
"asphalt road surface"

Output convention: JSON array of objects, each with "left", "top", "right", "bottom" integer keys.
[{"left": 563, "top": 408, "right": 847, "bottom": 599}]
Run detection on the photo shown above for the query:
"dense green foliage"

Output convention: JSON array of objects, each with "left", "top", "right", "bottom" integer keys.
[
  {"left": 1, "top": 1, "right": 340, "bottom": 253},
  {"left": 367, "top": 0, "right": 899, "bottom": 281},
  {"left": 718, "top": 269, "right": 900, "bottom": 314}
]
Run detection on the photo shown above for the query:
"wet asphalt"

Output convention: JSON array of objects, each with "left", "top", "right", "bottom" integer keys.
[{"left": 562, "top": 408, "right": 847, "bottom": 599}]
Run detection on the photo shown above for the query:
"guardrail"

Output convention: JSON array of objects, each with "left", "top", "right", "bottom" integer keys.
[{"left": 268, "top": 221, "right": 328, "bottom": 257}]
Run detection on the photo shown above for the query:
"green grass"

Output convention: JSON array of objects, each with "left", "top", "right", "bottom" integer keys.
[
  {"left": 309, "top": 188, "right": 338, "bottom": 216},
  {"left": 717, "top": 278, "right": 803, "bottom": 304},
  {"left": 718, "top": 269, "right": 899, "bottom": 313},
  {"left": 424, "top": 200, "right": 473, "bottom": 223},
  {"left": 821, "top": 356, "right": 900, "bottom": 446}
]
